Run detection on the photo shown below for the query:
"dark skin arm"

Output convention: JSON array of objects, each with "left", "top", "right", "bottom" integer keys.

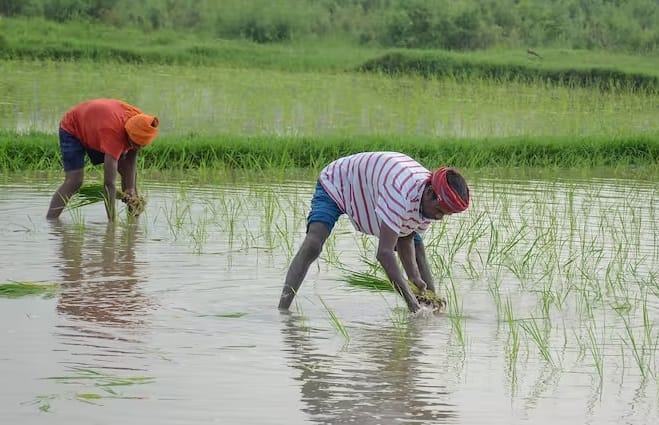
[
  {"left": 396, "top": 233, "right": 427, "bottom": 293},
  {"left": 118, "top": 149, "right": 139, "bottom": 196},
  {"left": 103, "top": 154, "right": 119, "bottom": 222},
  {"left": 377, "top": 223, "right": 421, "bottom": 313},
  {"left": 414, "top": 240, "right": 436, "bottom": 293}
]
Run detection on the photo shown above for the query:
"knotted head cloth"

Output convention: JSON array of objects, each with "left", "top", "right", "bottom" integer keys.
[
  {"left": 428, "top": 167, "right": 470, "bottom": 214},
  {"left": 125, "top": 114, "right": 159, "bottom": 146}
]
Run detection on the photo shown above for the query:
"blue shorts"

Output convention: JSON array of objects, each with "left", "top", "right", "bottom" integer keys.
[
  {"left": 306, "top": 180, "right": 423, "bottom": 245},
  {"left": 307, "top": 181, "right": 343, "bottom": 233},
  {"left": 59, "top": 128, "right": 105, "bottom": 171}
]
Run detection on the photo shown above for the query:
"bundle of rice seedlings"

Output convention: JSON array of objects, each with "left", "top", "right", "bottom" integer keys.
[
  {"left": 0, "top": 282, "right": 59, "bottom": 298},
  {"left": 66, "top": 184, "right": 111, "bottom": 209},
  {"left": 407, "top": 281, "right": 447, "bottom": 312},
  {"left": 67, "top": 184, "right": 146, "bottom": 216},
  {"left": 342, "top": 270, "right": 446, "bottom": 312}
]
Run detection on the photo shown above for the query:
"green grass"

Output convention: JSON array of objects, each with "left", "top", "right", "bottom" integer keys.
[
  {"left": 2, "top": 17, "right": 659, "bottom": 82},
  {"left": 2, "top": 131, "right": 657, "bottom": 173},
  {"left": 342, "top": 269, "right": 394, "bottom": 292},
  {"left": 0, "top": 17, "right": 382, "bottom": 73},
  {"left": 64, "top": 183, "right": 130, "bottom": 210},
  {"left": 0, "top": 282, "right": 59, "bottom": 298},
  {"left": 360, "top": 50, "right": 659, "bottom": 93}
]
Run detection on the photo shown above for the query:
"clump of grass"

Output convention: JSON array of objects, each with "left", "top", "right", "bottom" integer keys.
[
  {"left": 343, "top": 269, "right": 393, "bottom": 292},
  {"left": 66, "top": 184, "right": 111, "bottom": 209},
  {"left": 318, "top": 296, "right": 350, "bottom": 341},
  {"left": 342, "top": 269, "right": 446, "bottom": 312},
  {"left": 67, "top": 184, "right": 145, "bottom": 215},
  {"left": 0, "top": 282, "right": 58, "bottom": 298}
]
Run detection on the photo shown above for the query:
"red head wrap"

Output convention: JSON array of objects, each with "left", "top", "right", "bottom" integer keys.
[{"left": 428, "top": 167, "right": 470, "bottom": 214}]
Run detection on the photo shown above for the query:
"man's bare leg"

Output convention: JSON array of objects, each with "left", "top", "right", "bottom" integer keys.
[
  {"left": 47, "top": 169, "right": 84, "bottom": 219},
  {"left": 278, "top": 222, "right": 330, "bottom": 310}
]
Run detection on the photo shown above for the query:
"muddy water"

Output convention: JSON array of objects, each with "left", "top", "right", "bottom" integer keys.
[{"left": 1, "top": 175, "right": 657, "bottom": 424}]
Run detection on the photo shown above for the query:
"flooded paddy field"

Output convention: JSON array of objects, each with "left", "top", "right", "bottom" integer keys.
[
  {"left": 2, "top": 61, "right": 657, "bottom": 139},
  {"left": 1, "top": 173, "right": 657, "bottom": 424}
]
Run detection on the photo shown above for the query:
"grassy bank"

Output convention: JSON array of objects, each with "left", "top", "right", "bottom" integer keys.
[
  {"left": 360, "top": 51, "right": 659, "bottom": 93},
  {"left": 0, "top": 17, "right": 383, "bottom": 72},
  {"left": 2, "top": 132, "right": 657, "bottom": 173},
  {"left": 2, "top": 17, "right": 659, "bottom": 88}
]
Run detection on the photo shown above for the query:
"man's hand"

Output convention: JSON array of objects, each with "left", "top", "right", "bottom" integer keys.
[
  {"left": 120, "top": 192, "right": 146, "bottom": 217},
  {"left": 409, "top": 277, "right": 427, "bottom": 294}
]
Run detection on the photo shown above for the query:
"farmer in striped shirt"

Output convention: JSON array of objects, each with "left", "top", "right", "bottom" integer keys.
[{"left": 278, "top": 151, "right": 470, "bottom": 313}]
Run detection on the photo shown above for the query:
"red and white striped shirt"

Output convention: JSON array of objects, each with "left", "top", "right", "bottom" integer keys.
[{"left": 319, "top": 152, "right": 432, "bottom": 237}]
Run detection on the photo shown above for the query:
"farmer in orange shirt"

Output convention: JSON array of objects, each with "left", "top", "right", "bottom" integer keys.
[{"left": 46, "top": 99, "right": 159, "bottom": 221}]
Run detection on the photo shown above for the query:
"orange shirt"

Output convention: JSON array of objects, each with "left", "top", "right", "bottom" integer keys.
[{"left": 60, "top": 99, "right": 141, "bottom": 160}]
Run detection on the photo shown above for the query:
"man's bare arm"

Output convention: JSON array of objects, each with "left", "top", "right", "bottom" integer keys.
[
  {"left": 103, "top": 155, "right": 119, "bottom": 221},
  {"left": 377, "top": 224, "right": 421, "bottom": 313},
  {"left": 396, "top": 234, "right": 427, "bottom": 293}
]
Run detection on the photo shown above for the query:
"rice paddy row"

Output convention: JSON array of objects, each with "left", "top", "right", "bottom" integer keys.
[
  {"left": 2, "top": 132, "right": 658, "bottom": 173},
  {"left": 54, "top": 178, "right": 655, "bottom": 385}
]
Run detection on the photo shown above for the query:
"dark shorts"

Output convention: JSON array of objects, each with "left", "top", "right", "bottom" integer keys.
[
  {"left": 59, "top": 128, "right": 105, "bottom": 171},
  {"left": 307, "top": 181, "right": 423, "bottom": 244},
  {"left": 307, "top": 181, "right": 344, "bottom": 233}
]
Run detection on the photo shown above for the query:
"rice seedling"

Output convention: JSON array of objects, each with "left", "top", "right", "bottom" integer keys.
[
  {"left": 586, "top": 320, "right": 605, "bottom": 387},
  {"left": 66, "top": 183, "right": 146, "bottom": 218},
  {"left": 387, "top": 303, "right": 410, "bottom": 334},
  {"left": 519, "top": 316, "right": 556, "bottom": 367},
  {"left": 0, "top": 281, "right": 58, "bottom": 298},
  {"left": 342, "top": 269, "right": 393, "bottom": 292},
  {"left": 22, "top": 395, "right": 56, "bottom": 413},
  {"left": 275, "top": 222, "right": 296, "bottom": 260},
  {"left": 503, "top": 298, "right": 520, "bottom": 382},
  {"left": 320, "top": 232, "right": 343, "bottom": 268},
  {"left": 189, "top": 209, "right": 210, "bottom": 254},
  {"left": 318, "top": 296, "right": 350, "bottom": 341},
  {"left": 488, "top": 278, "right": 504, "bottom": 320},
  {"left": 444, "top": 278, "right": 465, "bottom": 346},
  {"left": 44, "top": 367, "right": 155, "bottom": 388},
  {"left": 342, "top": 268, "right": 447, "bottom": 313},
  {"left": 30, "top": 366, "right": 155, "bottom": 409},
  {"left": 161, "top": 196, "right": 192, "bottom": 239}
]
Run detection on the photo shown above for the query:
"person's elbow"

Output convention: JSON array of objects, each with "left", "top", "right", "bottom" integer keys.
[{"left": 375, "top": 246, "right": 396, "bottom": 264}]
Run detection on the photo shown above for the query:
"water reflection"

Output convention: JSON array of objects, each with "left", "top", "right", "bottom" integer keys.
[
  {"left": 281, "top": 315, "right": 458, "bottom": 424},
  {"left": 50, "top": 221, "right": 152, "bottom": 326}
]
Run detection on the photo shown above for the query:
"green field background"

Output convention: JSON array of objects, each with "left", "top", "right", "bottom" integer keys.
[{"left": 1, "top": 1, "right": 657, "bottom": 173}]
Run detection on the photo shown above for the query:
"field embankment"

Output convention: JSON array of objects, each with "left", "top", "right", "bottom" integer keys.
[{"left": 2, "top": 132, "right": 657, "bottom": 173}]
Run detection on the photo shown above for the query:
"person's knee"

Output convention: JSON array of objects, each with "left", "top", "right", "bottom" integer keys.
[
  {"left": 303, "top": 232, "right": 326, "bottom": 257},
  {"left": 63, "top": 170, "right": 84, "bottom": 191},
  {"left": 302, "top": 222, "right": 330, "bottom": 259},
  {"left": 301, "top": 238, "right": 323, "bottom": 260}
]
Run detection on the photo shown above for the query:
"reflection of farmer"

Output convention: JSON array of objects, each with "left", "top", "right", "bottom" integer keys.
[
  {"left": 281, "top": 315, "right": 458, "bottom": 423},
  {"left": 278, "top": 152, "right": 470, "bottom": 313},
  {"left": 51, "top": 221, "right": 151, "bottom": 326},
  {"left": 47, "top": 98, "right": 159, "bottom": 221}
]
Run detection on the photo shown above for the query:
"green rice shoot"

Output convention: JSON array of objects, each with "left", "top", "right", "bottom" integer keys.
[
  {"left": 0, "top": 282, "right": 59, "bottom": 298},
  {"left": 66, "top": 183, "right": 128, "bottom": 210},
  {"left": 342, "top": 269, "right": 395, "bottom": 292},
  {"left": 342, "top": 269, "right": 447, "bottom": 312}
]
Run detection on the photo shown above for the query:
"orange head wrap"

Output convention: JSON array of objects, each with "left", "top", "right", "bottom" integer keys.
[
  {"left": 428, "top": 167, "right": 470, "bottom": 214},
  {"left": 125, "top": 114, "right": 159, "bottom": 146}
]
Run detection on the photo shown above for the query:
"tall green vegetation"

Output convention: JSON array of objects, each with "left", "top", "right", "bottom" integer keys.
[
  {"left": 2, "top": 132, "right": 658, "bottom": 172},
  {"left": 1, "top": 0, "right": 658, "bottom": 53}
]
